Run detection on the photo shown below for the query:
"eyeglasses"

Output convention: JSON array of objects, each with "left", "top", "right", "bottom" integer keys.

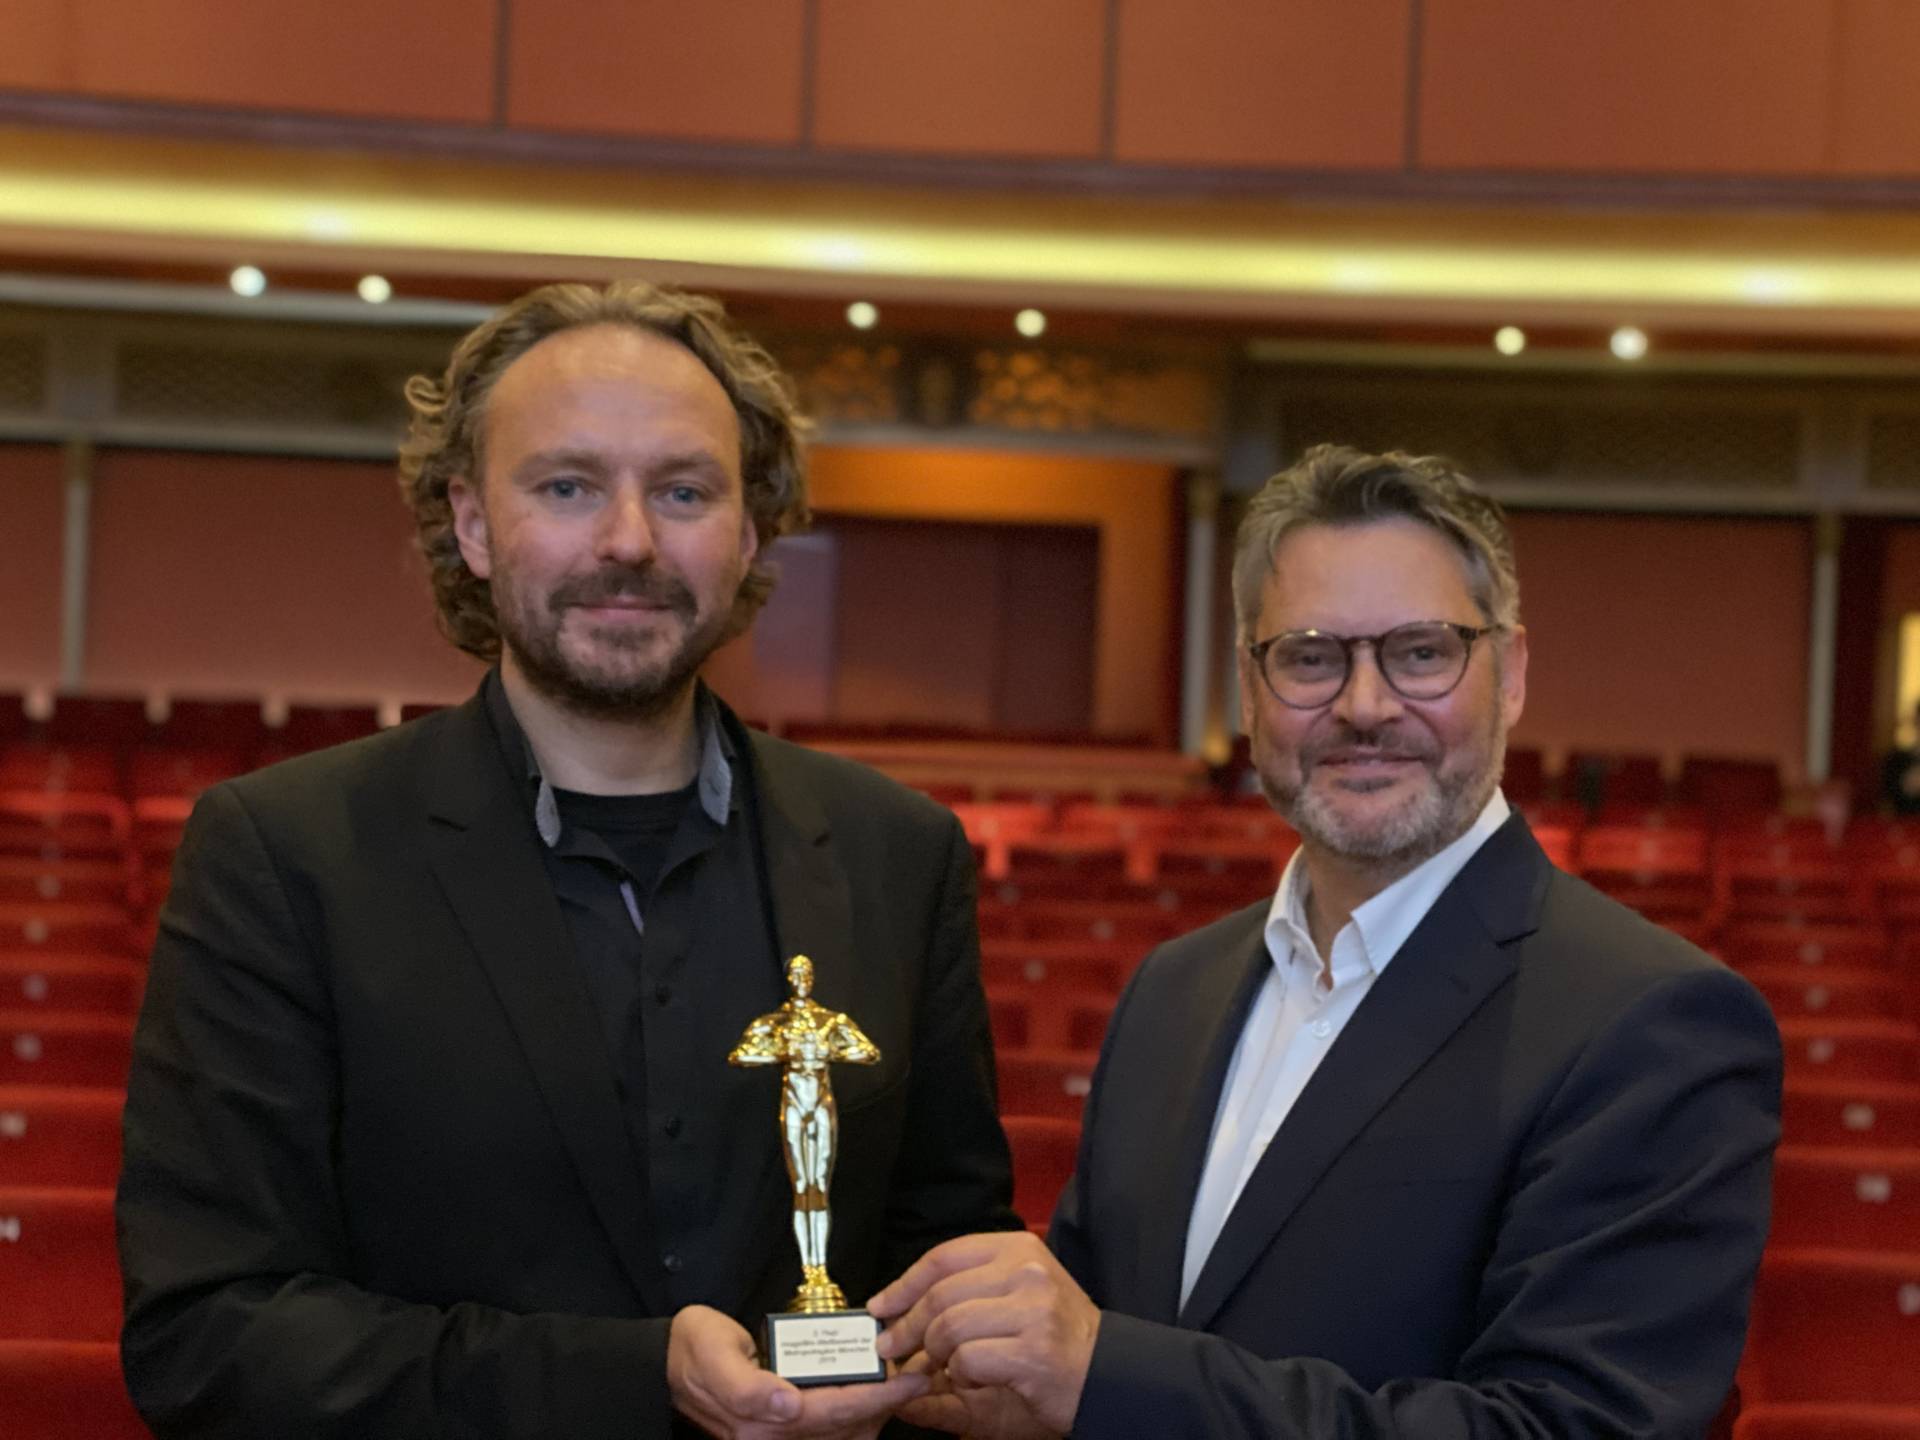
[{"left": 1247, "top": 621, "right": 1503, "bottom": 710}]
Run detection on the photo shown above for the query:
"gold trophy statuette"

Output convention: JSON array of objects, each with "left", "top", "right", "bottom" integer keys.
[{"left": 729, "top": 954, "right": 885, "bottom": 1385}]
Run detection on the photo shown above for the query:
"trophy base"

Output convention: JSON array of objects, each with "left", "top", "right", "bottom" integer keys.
[{"left": 762, "top": 1308, "right": 886, "bottom": 1387}]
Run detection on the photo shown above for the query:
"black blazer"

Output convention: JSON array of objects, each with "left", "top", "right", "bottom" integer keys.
[
  {"left": 1055, "top": 814, "right": 1781, "bottom": 1439},
  {"left": 117, "top": 690, "right": 1016, "bottom": 1439}
]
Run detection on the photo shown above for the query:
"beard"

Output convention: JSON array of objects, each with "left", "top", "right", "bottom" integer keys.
[
  {"left": 1258, "top": 693, "right": 1508, "bottom": 869},
  {"left": 492, "top": 560, "right": 738, "bottom": 723}
]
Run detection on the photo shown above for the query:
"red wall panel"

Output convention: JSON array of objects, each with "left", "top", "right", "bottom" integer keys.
[
  {"left": 1831, "top": 0, "right": 1920, "bottom": 176},
  {"left": 0, "top": 445, "right": 67, "bottom": 689},
  {"left": 1508, "top": 512, "right": 1810, "bottom": 783},
  {"left": 65, "top": 0, "right": 495, "bottom": 123},
  {"left": 813, "top": 0, "right": 1107, "bottom": 158},
  {"left": 1114, "top": 0, "right": 1408, "bottom": 170},
  {"left": 1419, "top": 0, "right": 1835, "bottom": 175},
  {"left": 85, "top": 451, "right": 482, "bottom": 704},
  {"left": 507, "top": 0, "right": 806, "bottom": 145}
]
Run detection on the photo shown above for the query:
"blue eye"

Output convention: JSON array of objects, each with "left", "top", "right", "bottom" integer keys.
[{"left": 543, "top": 478, "right": 584, "bottom": 500}]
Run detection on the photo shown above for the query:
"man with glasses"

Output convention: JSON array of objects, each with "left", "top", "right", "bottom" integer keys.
[{"left": 870, "top": 444, "right": 1781, "bottom": 1439}]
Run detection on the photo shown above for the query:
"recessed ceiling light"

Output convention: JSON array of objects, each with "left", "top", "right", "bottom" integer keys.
[
  {"left": 357, "top": 274, "right": 392, "bottom": 304},
  {"left": 229, "top": 265, "right": 266, "bottom": 297},
  {"left": 1494, "top": 326, "right": 1527, "bottom": 356},
  {"left": 1610, "top": 326, "right": 1649, "bottom": 361},
  {"left": 845, "top": 300, "right": 878, "bottom": 330},
  {"left": 1014, "top": 308, "right": 1047, "bottom": 339}
]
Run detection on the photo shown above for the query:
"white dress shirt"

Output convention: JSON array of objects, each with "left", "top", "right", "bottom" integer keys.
[{"left": 1178, "top": 790, "right": 1513, "bottom": 1307}]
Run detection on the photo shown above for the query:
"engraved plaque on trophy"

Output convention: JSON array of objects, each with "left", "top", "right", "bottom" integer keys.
[{"left": 728, "top": 954, "right": 887, "bottom": 1386}]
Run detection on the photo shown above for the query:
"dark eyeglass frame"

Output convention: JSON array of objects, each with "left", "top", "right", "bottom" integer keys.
[{"left": 1247, "top": 620, "right": 1505, "bottom": 710}]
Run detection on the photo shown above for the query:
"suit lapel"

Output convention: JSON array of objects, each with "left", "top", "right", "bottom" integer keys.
[
  {"left": 418, "top": 694, "right": 670, "bottom": 1313},
  {"left": 1177, "top": 815, "right": 1549, "bottom": 1332},
  {"left": 1136, "top": 911, "right": 1272, "bottom": 1325},
  {"left": 746, "top": 732, "right": 855, "bottom": 996}
]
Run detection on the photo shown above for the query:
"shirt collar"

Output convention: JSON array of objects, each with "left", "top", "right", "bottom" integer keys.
[
  {"left": 482, "top": 669, "right": 735, "bottom": 848},
  {"left": 1265, "top": 789, "right": 1512, "bottom": 982}
]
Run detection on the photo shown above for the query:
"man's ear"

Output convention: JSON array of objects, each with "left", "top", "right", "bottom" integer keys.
[
  {"left": 447, "top": 477, "right": 492, "bottom": 579},
  {"left": 1236, "top": 642, "right": 1258, "bottom": 737},
  {"left": 1499, "top": 623, "right": 1529, "bottom": 730},
  {"left": 737, "top": 499, "right": 759, "bottom": 570}
]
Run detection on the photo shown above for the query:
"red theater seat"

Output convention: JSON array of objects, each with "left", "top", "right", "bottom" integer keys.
[
  {"left": 0, "top": 1188, "right": 120, "bottom": 1340},
  {"left": 1745, "top": 967, "right": 1907, "bottom": 1024},
  {"left": 1576, "top": 824, "right": 1712, "bottom": 921},
  {"left": 0, "top": 857, "right": 130, "bottom": 907},
  {"left": 1770, "top": 1148, "right": 1920, "bottom": 1252},
  {"left": 0, "top": 1340, "right": 149, "bottom": 1440},
  {"left": 1783, "top": 1081, "right": 1920, "bottom": 1150},
  {"left": 1720, "top": 924, "right": 1892, "bottom": 973},
  {"left": 154, "top": 697, "right": 266, "bottom": 748},
  {"left": 1006, "top": 1115, "right": 1080, "bottom": 1231},
  {"left": 996, "top": 1050, "right": 1095, "bottom": 1121},
  {"left": 0, "top": 1013, "right": 135, "bottom": 1089},
  {"left": 0, "top": 793, "right": 131, "bottom": 860},
  {"left": 1743, "top": 1251, "right": 1920, "bottom": 1406},
  {"left": 1065, "top": 994, "right": 1116, "bottom": 1052},
  {"left": 980, "top": 944, "right": 1134, "bottom": 996},
  {"left": 0, "top": 954, "right": 143, "bottom": 1014},
  {"left": 0, "top": 1086, "right": 123, "bottom": 1187},
  {"left": 1678, "top": 755, "right": 1783, "bottom": 815},
  {"left": 1719, "top": 855, "right": 1867, "bottom": 927},
  {"left": 126, "top": 746, "right": 250, "bottom": 801},
  {"left": 269, "top": 703, "right": 380, "bottom": 756},
  {"left": 1735, "top": 1405, "right": 1920, "bottom": 1439},
  {"left": 987, "top": 985, "right": 1112, "bottom": 1052},
  {"left": 0, "top": 902, "right": 134, "bottom": 955},
  {"left": 1777, "top": 1018, "right": 1920, "bottom": 1085},
  {"left": 986, "top": 989, "right": 1030, "bottom": 1052},
  {"left": 0, "top": 744, "right": 122, "bottom": 796}
]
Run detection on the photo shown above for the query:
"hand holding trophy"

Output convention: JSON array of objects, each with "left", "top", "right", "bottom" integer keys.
[{"left": 729, "top": 954, "right": 886, "bottom": 1385}]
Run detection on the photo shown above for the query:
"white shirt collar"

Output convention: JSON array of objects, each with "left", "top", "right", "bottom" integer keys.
[{"left": 1265, "top": 790, "right": 1512, "bottom": 982}]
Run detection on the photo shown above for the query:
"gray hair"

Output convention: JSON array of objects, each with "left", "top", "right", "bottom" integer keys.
[{"left": 1232, "top": 444, "right": 1519, "bottom": 638}]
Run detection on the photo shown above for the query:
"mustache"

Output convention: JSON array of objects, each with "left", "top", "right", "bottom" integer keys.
[
  {"left": 549, "top": 567, "right": 696, "bottom": 615},
  {"left": 1305, "top": 726, "right": 1435, "bottom": 766}
]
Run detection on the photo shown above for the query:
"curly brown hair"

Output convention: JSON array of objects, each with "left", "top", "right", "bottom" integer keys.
[{"left": 398, "top": 280, "right": 811, "bottom": 660}]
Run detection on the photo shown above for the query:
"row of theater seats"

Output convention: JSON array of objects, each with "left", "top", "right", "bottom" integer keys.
[{"left": 1, "top": 724, "right": 1916, "bottom": 1435}]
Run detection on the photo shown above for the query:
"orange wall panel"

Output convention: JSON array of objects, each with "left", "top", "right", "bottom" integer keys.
[
  {"left": 86, "top": 451, "right": 482, "bottom": 704},
  {"left": 507, "top": 0, "right": 805, "bottom": 144},
  {"left": 1114, "top": 0, "right": 1409, "bottom": 169},
  {"left": 805, "top": 447, "right": 1177, "bottom": 740},
  {"left": 1507, "top": 512, "right": 1810, "bottom": 783},
  {"left": 0, "top": 445, "right": 68, "bottom": 689},
  {"left": 66, "top": 0, "right": 495, "bottom": 123},
  {"left": 1831, "top": 0, "right": 1920, "bottom": 176},
  {"left": 1419, "top": 0, "right": 1835, "bottom": 174},
  {"left": 0, "top": 0, "right": 67, "bottom": 89},
  {"left": 813, "top": 0, "right": 1107, "bottom": 158}
]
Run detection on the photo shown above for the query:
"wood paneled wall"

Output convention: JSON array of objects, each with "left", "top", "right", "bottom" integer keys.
[{"left": 6, "top": 1, "right": 1917, "bottom": 183}]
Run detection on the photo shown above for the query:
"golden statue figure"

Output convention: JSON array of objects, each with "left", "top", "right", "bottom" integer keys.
[{"left": 729, "top": 954, "right": 880, "bottom": 1314}]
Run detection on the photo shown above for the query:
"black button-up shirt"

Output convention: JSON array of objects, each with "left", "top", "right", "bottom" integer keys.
[{"left": 483, "top": 672, "right": 785, "bottom": 1310}]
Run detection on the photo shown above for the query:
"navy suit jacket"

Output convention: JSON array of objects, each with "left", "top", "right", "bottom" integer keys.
[{"left": 1053, "top": 814, "right": 1781, "bottom": 1439}]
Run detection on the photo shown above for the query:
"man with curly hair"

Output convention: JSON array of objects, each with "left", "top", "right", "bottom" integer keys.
[{"left": 117, "top": 282, "right": 1018, "bottom": 1440}]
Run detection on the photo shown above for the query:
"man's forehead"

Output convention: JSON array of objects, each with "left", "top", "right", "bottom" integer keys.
[
  {"left": 1262, "top": 518, "right": 1478, "bottom": 620},
  {"left": 479, "top": 323, "right": 741, "bottom": 463}
]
